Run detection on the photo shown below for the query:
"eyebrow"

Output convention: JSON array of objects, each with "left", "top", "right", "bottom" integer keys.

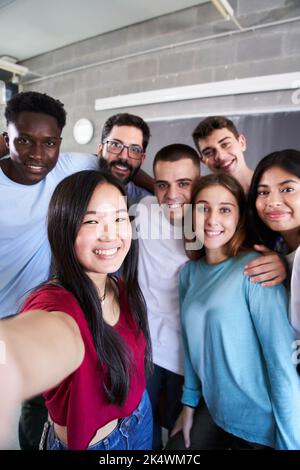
[
  {"left": 257, "top": 179, "right": 300, "bottom": 187},
  {"left": 18, "top": 132, "right": 60, "bottom": 140},
  {"left": 196, "top": 200, "right": 236, "bottom": 206},
  {"left": 109, "top": 138, "right": 142, "bottom": 147},
  {"left": 84, "top": 209, "right": 128, "bottom": 215},
  {"left": 155, "top": 178, "right": 192, "bottom": 184},
  {"left": 201, "top": 137, "right": 231, "bottom": 153}
]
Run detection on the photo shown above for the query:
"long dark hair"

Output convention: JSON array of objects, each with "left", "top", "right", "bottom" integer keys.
[
  {"left": 48, "top": 170, "right": 152, "bottom": 405},
  {"left": 187, "top": 173, "right": 249, "bottom": 260},
  {"left": 247, "top": 149, "right": 300, "bottom": 249}
]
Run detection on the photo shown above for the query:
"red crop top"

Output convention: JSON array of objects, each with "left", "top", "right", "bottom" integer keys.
[{"left": 20, "top": 279, "right": 146, "bottom": 450}]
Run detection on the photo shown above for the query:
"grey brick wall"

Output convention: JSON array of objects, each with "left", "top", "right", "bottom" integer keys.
[{"left": 19, "top": 0, "right": 300, "bottom": 154}]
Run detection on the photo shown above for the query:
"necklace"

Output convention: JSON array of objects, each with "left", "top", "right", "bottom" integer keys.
[
  {"left": 99, "top": 279, "right": 108, "bottom": 305},
  {"left": 99, "top": 291, "right": 106, "bottom": 305}
]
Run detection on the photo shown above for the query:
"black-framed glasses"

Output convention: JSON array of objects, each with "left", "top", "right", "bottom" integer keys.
[{"left": 104, "top": 140, "right": 144, "bottom": 161}]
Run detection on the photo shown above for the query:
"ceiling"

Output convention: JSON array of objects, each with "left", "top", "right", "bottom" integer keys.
[{"left": 0, "top": 0, "right": 209, "bottom": 62}]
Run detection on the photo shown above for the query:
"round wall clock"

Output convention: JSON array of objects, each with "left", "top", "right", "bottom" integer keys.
[{"left": 73, "top": 118, "right": 94, "bottom": 145}]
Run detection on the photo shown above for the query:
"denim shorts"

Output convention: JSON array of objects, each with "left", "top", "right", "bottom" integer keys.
[{"left": 42, "top": 390, "right": 153, "bottom": 450}]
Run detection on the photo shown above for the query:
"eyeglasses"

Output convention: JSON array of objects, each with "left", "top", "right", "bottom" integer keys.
[{"left": 104, "top": 140, "right": 144, "bottom": 161}]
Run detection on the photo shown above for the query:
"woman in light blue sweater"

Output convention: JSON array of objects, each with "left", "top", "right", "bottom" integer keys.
[{"left": 169, "top": 173, "right": 300, "bottom": 450}]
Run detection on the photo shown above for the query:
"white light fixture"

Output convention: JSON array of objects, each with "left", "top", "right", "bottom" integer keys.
[
  {"left": 73, "top": 118, "right": 94, "bottom": 145},
  {"left": 211, "top": 0, "right": 233, "bottom": 19},
  {"left": 95, "top": 72, "right": 300, "bottom": 111},
  {"left": 0, "top": 58, "right": 28, "bottom": 76},
  {"left": 211, "top": 0, "right": 244, "bottom": 31}
]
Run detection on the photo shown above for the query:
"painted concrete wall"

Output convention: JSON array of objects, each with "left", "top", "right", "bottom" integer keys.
[{"left": 16, "top": 0, "right": 300, "bottom": 159}]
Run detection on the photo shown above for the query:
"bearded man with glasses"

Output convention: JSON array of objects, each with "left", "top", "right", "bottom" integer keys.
[{"left": 98, "top": 113, "right": 153, "bottom": 205}]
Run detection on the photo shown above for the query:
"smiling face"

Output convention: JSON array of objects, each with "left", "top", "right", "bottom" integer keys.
[
  {"left": 194, "top": 184, "right": 240, "bottom": 263},
  {"left": 197, "top": 128, "right": 246, "bottom": 178},
  {"left": 255, "top": 166, "right": 300, "bottom": 240},
  {"left": 74, "top": 183, "right": 132, "bottom": 280},
  {"left": 98, "top": 125, "right": 145, "bottom": 184},
  {"left": 3, "top": 111, "right": 62, "bottom": 185},
  {"left": 154, "top": 158, "right": 199, "bottom": 224}
]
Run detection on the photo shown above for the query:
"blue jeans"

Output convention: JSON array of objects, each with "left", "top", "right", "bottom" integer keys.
[{"left": 45, "top": 390, "right": 153, "bottom": 450}]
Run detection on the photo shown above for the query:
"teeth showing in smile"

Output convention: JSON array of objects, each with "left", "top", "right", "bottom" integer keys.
[
  {"left": 115, "top": 164, "right": 128, "bottom": 170},
  {"left": 26, "top": 164, "right": 45, "bottom": 168},
  {"left": 205, "top": 230, "right": 223, "bottom": 236},
  {"left": 168, "top": 204, "right": 182, "bottom": 209},
  {"left": 94, "top": 248, "right": 118, "bottom": 255},
  {"left": 220, "top": 161, "right": 232, "bottom": 168}
]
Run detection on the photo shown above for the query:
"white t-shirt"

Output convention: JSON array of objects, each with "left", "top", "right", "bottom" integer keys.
[
  {"left": 0, "top": 152, "right": 98, "bottom": 317},
  {"left": 290, "top": 246, "right": 300, "bottom": 338},
  {"left": 136, "top": 196, "right": 188, "bottom": 375}
]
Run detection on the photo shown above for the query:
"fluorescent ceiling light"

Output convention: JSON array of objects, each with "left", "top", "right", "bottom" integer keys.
[
  {"left": 211, "top": 0, "right": 233, "bottom": 19},
  {"left": 211, "top": 0, "right": 244, "bottom": 30},
  {"left": 0, "top": 58, "right": 28, "bottom": 76},
  {"left": 95, "top": 72, "right": 300, "bottom": 111}
]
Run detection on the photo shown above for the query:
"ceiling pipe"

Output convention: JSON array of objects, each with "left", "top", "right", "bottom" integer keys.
[{"left": 23, "top": 14, "right": 300, "bottom": 85}]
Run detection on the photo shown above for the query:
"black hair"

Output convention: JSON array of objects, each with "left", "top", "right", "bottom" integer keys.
[
  {"left": 101, "top": 113, "right": 150, "bottom": 151},
  {"left": 48, "top": 170, "right": 151, "bottom": 405},
  {"left": 247, "top": 149, "right": 300, "bottom": 248},
  {"left": 153, "top": 143, "right": 200, "bottom": 174},
  {"left": 5, "top": 91, "right": 66, "bottom": 130}
]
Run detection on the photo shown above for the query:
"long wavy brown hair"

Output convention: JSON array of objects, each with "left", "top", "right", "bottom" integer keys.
[{"left": 186, "top": 173, "right": 249, "bottom": 261}]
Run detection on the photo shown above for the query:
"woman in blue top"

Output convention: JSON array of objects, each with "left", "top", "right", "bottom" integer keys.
[
  {"left": 168, "top": 173, "right": 300, "bottom": 450},
  {"left": 247, "top": 149, "right": 300, "bottom": 337}
]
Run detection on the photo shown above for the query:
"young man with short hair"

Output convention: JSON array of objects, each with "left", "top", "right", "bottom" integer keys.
[
  {"left": 1, "top": 91, "right": 98, "bottom": 318},
  {"left": 136, "top": 143, "right": 200, "bottom": 449},
  {"left": 192, "top": 116, "right": 253, "bottom": 193}
]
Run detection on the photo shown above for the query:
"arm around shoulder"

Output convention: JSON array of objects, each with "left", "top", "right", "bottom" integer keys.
[{"left": 133, "top": 168, "right": 154, "bottom": 194}]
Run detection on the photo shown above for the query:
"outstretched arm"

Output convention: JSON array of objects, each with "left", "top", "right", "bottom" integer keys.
[
  {"left": 0, "top": 310, "right": 84, "bottom": 398},
  {"left": 0, "top": 310, "right": 84, "bottom": 446},
  {"left": 244, "top": 244, "right": 287, "bottom": 287}
]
